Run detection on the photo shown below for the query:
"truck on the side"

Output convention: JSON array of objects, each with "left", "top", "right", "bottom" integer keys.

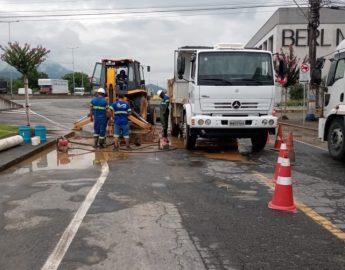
[
  {"left": 0, "top": 80, "right": 7, "bottom": 94},
  {"left": 168, "top": 43, "right": 277, "bottom": 150},
  {"left": 38, "top": 79, "right": 69, "bottom": 94},
  {"left": 318, "top": 39, "right": 345, "bottom": 160}
]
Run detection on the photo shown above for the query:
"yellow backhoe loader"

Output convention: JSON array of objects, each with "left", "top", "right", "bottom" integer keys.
[{"left": 73, "top": 58, "right": 156, "bottom": 135}]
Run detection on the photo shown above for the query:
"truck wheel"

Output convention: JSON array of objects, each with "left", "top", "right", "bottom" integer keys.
[
  {"left": 171, "top": 121, "right": 180, "bottom": 137},
  {"left": 327, "top": 118, "right": 345, "bottom": 160},
  {"left": 183, "top": 115, "right": 196, "bottom": 150},
  {"left": 251, "top": 131, "right": 267, "bottom": 152}
]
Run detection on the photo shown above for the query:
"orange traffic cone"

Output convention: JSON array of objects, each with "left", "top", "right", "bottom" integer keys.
[
  {"left": 266, "top": 131, "right": 271, "bottom": 144},
  {"left": 287, "top": 132, "right": 296, "bottom": 164},
  {"left": 274, "top": 124, "right": 283, "bottom": 150},
  {"left": 268, "top": 154, "right": 296, "bottom": 213},
  {"left": 272, "top": 142, "right": 288, "bottom": 183}
]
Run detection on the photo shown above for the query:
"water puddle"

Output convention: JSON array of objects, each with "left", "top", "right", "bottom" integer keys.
[
  {"left": 204, "top": 151, "right": 258, "bottom": 164},
  {"left": 2, "top": 143, "right": 132, "bottom": 175}
]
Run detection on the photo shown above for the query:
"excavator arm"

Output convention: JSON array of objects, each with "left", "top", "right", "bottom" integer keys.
[
  {"left": 73, "top": 115, "right": 92, "bottom": 131},
  {"left": 73, "top": 112, "right": 152, "bottom": 133}
]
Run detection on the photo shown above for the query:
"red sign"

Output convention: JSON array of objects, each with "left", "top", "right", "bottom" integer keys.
[{"left": 301, "top": 63, "right": 310, "bottom": 73}]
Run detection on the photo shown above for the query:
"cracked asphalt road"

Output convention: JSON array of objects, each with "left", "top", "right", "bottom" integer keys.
[{"left": 1, "top": 98, "right": 345, "bottom": 269}]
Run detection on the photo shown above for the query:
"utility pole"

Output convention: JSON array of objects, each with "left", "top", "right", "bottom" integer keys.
[
  {"left": 306, "top": 0, "right": 321, "bottom": 121},
  {"left": 68, "top": 46, "right": 79, "bottom": 93},
  {"left": 0, "top": 20, "right": 19, "bottom": 98}
]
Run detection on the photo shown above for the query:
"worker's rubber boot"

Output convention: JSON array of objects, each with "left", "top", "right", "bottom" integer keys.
[
  {"left": 99, "top": 138, "right": 105, "bottom": 148},
  {"left": 93, "top": 137, "right": 99, "bottom": 148}
]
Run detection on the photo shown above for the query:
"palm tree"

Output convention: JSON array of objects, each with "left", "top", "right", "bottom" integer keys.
[
  {"left": 1, "top": 42, "right": 50, "bottom": 126},
  {"left": 274, "top": 45, "right": 300, "bottom": 119}
]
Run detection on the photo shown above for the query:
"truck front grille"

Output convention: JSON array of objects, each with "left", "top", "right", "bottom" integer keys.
[{"left": 210, "top": 102, "right": 258, "bottom": 110}]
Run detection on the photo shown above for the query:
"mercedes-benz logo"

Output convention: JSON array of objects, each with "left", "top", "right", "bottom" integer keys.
[{"left": 232, "top": 100, "right": 241, "bottom": 109}]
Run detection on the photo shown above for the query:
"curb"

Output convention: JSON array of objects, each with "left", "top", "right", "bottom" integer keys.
[
  {"left": 278, "top": 121, "right": 318, "bottom": 132},
  {"left": 0, "top": 131, "right": 75, "bottom": 172}
]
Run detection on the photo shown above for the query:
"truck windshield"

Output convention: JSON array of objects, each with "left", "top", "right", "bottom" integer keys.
[{"left": 198, "top": 52, "right": 274, "bottom": 86}]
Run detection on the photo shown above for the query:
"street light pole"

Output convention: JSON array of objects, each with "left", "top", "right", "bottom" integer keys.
[
  {"left": 68, "top": 46, "right": 79, "bottom": 93},
  {"left": 0, "top": 20, "right": 19, "bottom": 98}
]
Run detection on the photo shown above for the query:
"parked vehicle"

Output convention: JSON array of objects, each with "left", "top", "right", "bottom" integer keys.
[
  {"left": 168, "top": 44, "right": 277, "bottom": 150},
  {"left": 74, "top": 87, "right": 85, "bottom": 96},
  {"left": 38, "top": 79, "right": 69, "bottom": 94},
  {"left": 318, "top": 39, "right": 345, "bottom": 160},
  {"left": 18, "top": 88, "right": 32, "bottom": 95},
  {"left": 0, "top": 80, "right": 7, "bottom": 94}
]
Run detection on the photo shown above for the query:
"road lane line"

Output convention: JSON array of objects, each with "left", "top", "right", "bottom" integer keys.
[
  {"left": 294, "top": 139, "right": 328, "bottom": 152},
  {"left": 41, "top": 161, "right": 110, "bottom": 270},
  {"left": 254, "top": 172, "right": 345, "bottom": 243},
  {"left": 29, "top": 109, "right": 70, "bottom": 130}
]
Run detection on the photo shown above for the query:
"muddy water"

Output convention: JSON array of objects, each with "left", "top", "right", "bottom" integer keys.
[{"left": 2, "top": 145, "right": 132, "bottom": 176}]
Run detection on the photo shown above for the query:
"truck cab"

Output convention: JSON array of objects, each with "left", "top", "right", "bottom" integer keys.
[
  {"left": 170, "top": 44, "right": 277, "bottom": 150},
  {"left": 318, "top": 39, "right": 345, "bottom": 160}
]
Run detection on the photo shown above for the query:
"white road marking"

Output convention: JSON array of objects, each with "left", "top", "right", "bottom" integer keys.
[
  {"left": 41, "top": 161, "right": 110, "bottom": 270},
  {"left": 295, "top": 139, "right": 328, "bottom": 151},
  {"left": 1, "top": 109, "right": 70, "bottom": 130},
  {"left": 30, "top": 109, "right": 70, "bottom": 130}
]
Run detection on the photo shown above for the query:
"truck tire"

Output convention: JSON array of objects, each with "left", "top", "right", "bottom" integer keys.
[
  {"left": 183, "top": 115, "right": 196, "bottom": 150},
  {"left": 327, "top": 118, "right": 345, "bottom": 160},
  {"left": 251, "top": 131, "right": 267, "bottom": 152},
  {"left": 171, "top": 121, "right": 180, "bottom": 137}
]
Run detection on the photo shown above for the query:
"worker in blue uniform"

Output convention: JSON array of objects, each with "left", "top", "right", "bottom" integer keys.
[
  {"left": 157, "top": 90, "right": 170, "bottom": 138},
  {"left": 109, "top": 94, "right": 132, "bottom": 151},
  {"left": 90, "top": 88, "right": 109, "bottom": 148}
]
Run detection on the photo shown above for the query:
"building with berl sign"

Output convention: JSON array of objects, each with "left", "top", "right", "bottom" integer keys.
[{"left": 246, "top": 7, "right": 345, "bottom": 73}]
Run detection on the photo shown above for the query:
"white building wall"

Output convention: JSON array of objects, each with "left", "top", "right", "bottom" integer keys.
[{"left": 253, "top": 23, "right": 345, "bottom": 74}]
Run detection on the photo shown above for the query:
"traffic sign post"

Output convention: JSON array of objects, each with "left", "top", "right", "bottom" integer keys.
[
  {"left": 299, "top": 63, "right": 316, "bottom": 121},
  {"left": 299, "top": 63, "right": 310, "bottom": 83}
]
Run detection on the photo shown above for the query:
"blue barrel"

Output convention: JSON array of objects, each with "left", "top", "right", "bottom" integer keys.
[
  {"left": 35, "top": 125, "right": 47, "bottom": 142},
  {"left": 18, "top": 126, "right": 31, "bottom": 143}
]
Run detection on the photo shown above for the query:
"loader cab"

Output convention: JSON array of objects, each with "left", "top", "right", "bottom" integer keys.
[{"left": 91, "top": 59, "right": 148, "bottom": 103}]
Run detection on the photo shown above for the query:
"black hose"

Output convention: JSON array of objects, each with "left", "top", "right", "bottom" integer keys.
[{"left": 67, "top": 145, "right": 177, "bottom": 153}]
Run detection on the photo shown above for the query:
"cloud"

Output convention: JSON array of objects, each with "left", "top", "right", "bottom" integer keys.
[{"left": 0, "top": 1, "right": 276, "bottom": 87}]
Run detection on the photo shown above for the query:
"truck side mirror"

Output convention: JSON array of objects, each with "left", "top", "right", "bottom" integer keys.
[
  {"left": 311, "top": 58, "right": 325, "bottom": 85},
  {"left": 147, "top": 66, "right": 151, "bottom": 72},
  {"left": 177, "top": 56, "right": 185, "bottom": 79},
  {"left": 311, "top": 69, "right": 322, "bottom": 85},
  {"left": 278, "top": 60, "right": 286, "bottom": 77}
]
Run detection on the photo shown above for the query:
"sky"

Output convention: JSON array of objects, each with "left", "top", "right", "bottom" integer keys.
[{"left": 0, "top": 0, "right": 301, "bottom": 87}]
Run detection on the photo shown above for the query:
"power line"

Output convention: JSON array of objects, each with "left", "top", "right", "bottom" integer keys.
[
  {"left": 0, "top": 2, "right": 298, "bottom": 20},
  {"left": 0, "top": 9, "right": 280, "bottom": 23}
]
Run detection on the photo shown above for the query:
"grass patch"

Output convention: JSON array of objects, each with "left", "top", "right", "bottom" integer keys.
[{"left": 0, "top": 124, "right": 18, "bottom": 139}]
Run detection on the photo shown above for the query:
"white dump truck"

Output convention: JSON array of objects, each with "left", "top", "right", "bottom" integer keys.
[
  {"left": 318, "top": 39, "right": 345, "bottom": 160},
  {"left": 168, "top": 44, "right": 277, "bottom": 150},
  {"left": 38, "top": 79, "right": 69, "bottom": 94}
]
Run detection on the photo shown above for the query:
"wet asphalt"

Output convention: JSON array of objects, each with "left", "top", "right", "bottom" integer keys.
[{"left": 0, "top": 98, "right": 345, "bottom": 269}]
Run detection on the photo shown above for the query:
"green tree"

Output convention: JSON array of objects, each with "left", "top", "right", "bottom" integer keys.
[
  {"left": 0, "top": 42, "right": 50, "bottom": 126},
  {"left": 289, "top": 84, "right": 304, "bottom": 100},
  {"left": 63, "top": 72, "right": 90, "bottom": 93},
  {"left": 13, "top": 78, "right": 23, "bottom": 93},
  {"left": 23, "top": 69, "right": 49, "bottom": 92}
]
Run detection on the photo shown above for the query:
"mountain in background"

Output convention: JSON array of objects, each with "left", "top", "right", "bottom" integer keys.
[
  {"left": 146, "top": 83, "right": 166, "bottom": 95},
  {"left": 38, "top": 62, "right": 72, "bottom": 79},
  {"left": 0, "top": 61, "right": 72, "bottom": 79}
]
